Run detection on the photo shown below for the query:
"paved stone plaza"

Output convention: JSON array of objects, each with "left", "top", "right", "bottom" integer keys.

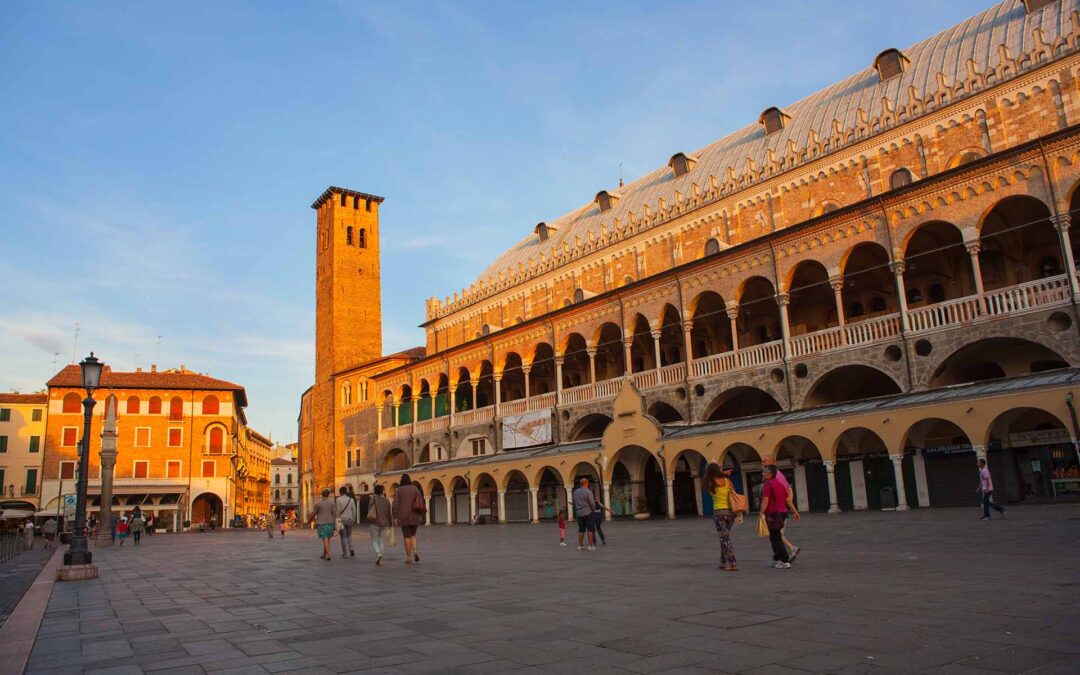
[{"left": 22, "top": 506, "right": 1080, "bottom": 674}]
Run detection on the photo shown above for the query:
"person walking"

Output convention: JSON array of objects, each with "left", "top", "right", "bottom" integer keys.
[
  {"left": 336, "top": 486, "right": 357, "bottom": 559},
  {"left": 766, "top": 462, "right": 800, "bottom": 562},
  {"left": 705, "top": 463, "right": 742, "bottom": 571},
  {"left": 977, "top": 457, "right": 1006, "bottom": 520},
  {"left": 265, "top": 509, "right": 276, "bottom": 539},
  {"left": 146, "top": 514, "right": 155, "bottom": 536},
  {"left": 116, "top": 516, "right": 129, "bottom": 546},
  {"left": 130, "top": 510, "right": 145, "bottom": 545},
  {"left": 592, "top": 497, "right": 612, "bottom": 545},
  {"left": 392, "top": 475, "right": 425, "bottom": 564},
  {"left": 22, "top": 518, "right": 34, "bottom": 550},
  {"left": 42, "top": 518, "right": 57, "bottom": 549},
  {"left": 109, "top": 512, "right": 118, "bottom": 543},
  {"left": 572, "top": 478, "right": 597, "bottom": 551},
  {"left": 278, "top": 511, "right": 287, "bottom": 537},
  {"left": 557, "top": 510, "right": 567, "bottom": 547},
  {"left": 760, "top": 465, "right": 799, "bottom": 569},
  {"left": 367, "top": 484, "right": 392, "bottom": 566},
  {"left": 309, "top": 488, "right": 338, "bottom": 560}
]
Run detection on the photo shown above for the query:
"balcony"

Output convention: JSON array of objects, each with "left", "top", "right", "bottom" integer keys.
[
  {"left": 908, "top": 274, "right": 1070, "bottom": 334},
  {"left": 692, "top": 339, "right": 784, "bottom": 378},
  {"left": 630, "top": 363, "right": 687, "bottom": 390},
  {"left": 561, "top": 377, "right": 623, "bottom": 405},
  {"left": 788, "top": 313, "right": 902, "bottom": 358},
  {"left": 500, "top": 391, "right": 557, "bottom": 417}
]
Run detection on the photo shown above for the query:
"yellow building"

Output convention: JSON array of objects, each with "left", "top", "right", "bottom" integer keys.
[
  {"left": 0, "top": 393, "right": 48, "bottom": 511},
  {"left": 304, "top": 0, "right": 1080, "bottom": 523},
  {"left": 235, "top": 427, "right": 272, "bottom": 522}
]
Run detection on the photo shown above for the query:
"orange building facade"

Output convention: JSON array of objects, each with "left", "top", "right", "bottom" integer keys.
[
  {"left": 304, "top": 0, "right": 1080, "bottom": 523},
  {"left": 42, "top": 365, "right": 268, "bottom": 531}
]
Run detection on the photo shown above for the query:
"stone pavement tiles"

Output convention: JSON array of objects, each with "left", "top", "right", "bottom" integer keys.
[
  {"left": 23, "top": 505, "right": 1080, "bottom": 674},
  {"left": 0, "top": 544, "right": 55, "bottom": 628}
]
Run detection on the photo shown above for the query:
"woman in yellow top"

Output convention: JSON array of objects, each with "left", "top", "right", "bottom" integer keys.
[{"left": 705, "top": 462, "right": 740, "bottom": 571}]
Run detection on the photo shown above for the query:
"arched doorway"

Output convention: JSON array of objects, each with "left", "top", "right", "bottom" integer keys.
[
  {"left": 451, "top": 477, "right": 470, "bottom": 524},
  {"left": 720, "top": 443, "right": 763, "bottom": 511},
  {"left": 191, "top": 492, "right": 223, "bottom": 527},
  {"left": 475, "top": 473, "right": 498, "bottom": 524},
  {"left": 705, "top": 387, "right": 782, "bottom": 421},
  {"left": 503, "top": 470, "right": 531, "bottom": 522},
  {"left": 609, "top": 445, "right": 664, "bottom": 517},
  {"left": 929, "top": 338, "right": 1068, "bottom": 388},
  {"left": 902, "top": 418, "right": 972, "bottom": 507},
  {"left": 987, "top": 407, "right": 1074, "bottom": 502},
  {"left": 428, "top": 480, "right": 447, "bottom": 524},
  {"left": 536, "top": 467, "right": 564, "bottom": 520},
  {"left": 804, "top": 365, "right": 901, "bottom": 407},
  {"left": 775, "top": 436, "right": 829, "bottom": 512},
  {"left": 671, "top": 450, "right": 706, "bottom": 516},
  {"left": 834, "top": 428, "right": 893, "bottom": 511}
]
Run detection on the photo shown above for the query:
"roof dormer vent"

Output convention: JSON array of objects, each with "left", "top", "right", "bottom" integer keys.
[
  {"left": 759, "top": 107, "right": 790, "bottom": 136},
  {"left": 534, "top": 221, "right": 557, "bottom": 243},
  {"left": 873, "top": 48, "right": 910, "bottom": 82},
  {"left": 594, "top": 190, "right": 622, "bottom": 213},
  {"left": 1023, "top": 0, "right": 1057, "bottom": 13},
  {"left": 668, "top": 152, "right": 699, "bottom": 178}
]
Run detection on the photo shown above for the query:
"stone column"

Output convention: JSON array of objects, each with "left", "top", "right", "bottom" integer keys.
[
  {"left": 529, "top": 487, "right": 539, "bottom": 523},
  {"left": 445, "top": 494, "right": 454, "bottom": 525},
  {"left": 682, "top": 319, "right": 695, "bottom": 372},
  {"left": 692, "top": 474, "right": 703, "bottom": 516},
  {"left": 411, "top": 397, "right": 418, "bottom": 432},
  {"left": 726, "top": 307, "right": 740, "bottom": 352},
  {"left": 1053, "top": 214, "right": 1080, "bottom": 297},
  {"left": 891, "top": 261, "right": 910, "bottom": 332},
  {"left": 622, "top": 337, "right": 634, "bottom": 375},
  {"left": 522, "top": 365, "right": 531, "bottom": 400},
  {"left": 651, "top": 329, "right": 663, "bottom": 371},
  {"left": 830, "top": 276, "right": 847, "bottom": 343},
  {"left": 555, "top": 357, "right": 564, "bottom": 405},
  {"left": 665, "top": 478, "right": 676, "bottom": 520},
  {"left": 793, "top": 464, "right": 810, "bottom": 512},
  {"left": 392, "top": 403, "right": 400, "bottom": 427},
  {"left": 776, "top": 293, "right": 792, "bottom": 351},
  {"left": 850, "top": 460, "right": 867, "bottom": 510},
  {"left": 469, "top": 492, "right": 477, "bottom": 524},
  {"left": 497, "top": 490, "right": 506, "bottom": 524},
  {"left": 824, "top": 460, "right": 840, "bottom": 513},
  {"left": 602, "top": 481, "right": 613, "bottom": 521},
  {"left": 966, "top": 242, "right": 987, "bottom": 310},
  {"left": 890, "top": 455, "right": 909, "bottom": 510},
  {"left": 586, "top": 348, "right": 597, "bottom": 384},
  {"left": 424, "top": 496, "right": 432, "bottom": 525},
  {"left": 96, "top": 398, "right": 118, "bottom": 547},
  {"left": 494, "top": 373, "right": 503, "bottom": 416},
  {"left": 564, "top": 485, "right": 574, "bottom": 516},
  {"left": 448, "top": 385, "right": 457, "bottom": 426},
  {"left": 912, "top": 453, "right": 929, "bottom": 508}
]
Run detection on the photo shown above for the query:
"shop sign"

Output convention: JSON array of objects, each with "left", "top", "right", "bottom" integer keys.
[
  {"left": 1008, "top": 429, "right": 1072, "bottom": 448},
  {"left": 920, "top": 444, "right": 973, "bottom": 458},
  {"left": 835, "top": 451, "right": 889, "bottom": 463}
]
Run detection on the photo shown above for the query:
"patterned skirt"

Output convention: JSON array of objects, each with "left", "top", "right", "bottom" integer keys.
[{"left": 316, "top": 523, "right": 335, "bottom": 539}]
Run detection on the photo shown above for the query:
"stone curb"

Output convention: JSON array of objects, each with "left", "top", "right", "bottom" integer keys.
[{"left": 0, "top": 548, "right": 64, "bottom": 675}]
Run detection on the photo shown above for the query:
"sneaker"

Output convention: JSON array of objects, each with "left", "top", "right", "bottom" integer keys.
[
  {"left": 350, "top": 550, "right": 356, "bottom": 557},
  {"left": 774, "top": 562, "right": 791, "bottom": 569},
  {"left": 560, "top": 542, "right": 567, "bottom": 547},
  {"left": 980, "top": 516, "right": 990, "bottom": 521},
  {"left": 789, "top": 546, "right": 801, "bottom": 562},
  {"left": 414, "top": 553, "right": 420, "bottom": 562},
  {"left": 578, "top": 546, "right": 584, "bottom": 551},
  {"left": 376, "top": 555, "right": 382, "bottom": 566},
  {"left": 601, "top": 540, "right": 607, "bottom": 546},
  {"left": 587, "top": 546, "right": 596, "bottom": 551}
]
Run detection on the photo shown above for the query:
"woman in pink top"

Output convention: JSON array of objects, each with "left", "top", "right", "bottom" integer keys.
[
  {"left": 769, "top": 466, "right": 800, "bottom": 561},
  {"left": 760, "top": 465, "right": 799, "bottom": 569}
]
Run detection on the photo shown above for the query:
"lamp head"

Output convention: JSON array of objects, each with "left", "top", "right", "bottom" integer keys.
[{"left": 79, "top": 352, "right": 104, "bottom": 392}]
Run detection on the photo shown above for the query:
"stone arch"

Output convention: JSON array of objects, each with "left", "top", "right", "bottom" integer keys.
[
  {"left": 704, "top": 386, "right": 783, "bottom": 422},
  {"left": 593, "top": 322, "right": 625, "bottom": 380},
  {"left": 560, "top": 332, "right": 590, "bottom": 389},
  {"left": 736, "top": 276, "right": 781, "bottom": 346},
  {"left": 985, "top": 406, "right": 1072, "bottom": 449},
  {"left": 689, "top": 290, "right": 732, "bottom": 358},
  {"left": 381, "top": 447, "right": 410, "bottom": 473},
  {"left": 427, "top": 479, "right": 448, "bottom": 524},
  {"left": 606, "top": 444, "right": 664, "bottom": 516},
  {"left": 658, "top": 304, "right": 684, "bottom": 366},
  {"left": 840, "top": 241, "right": 898, "bottom": 320},
  {"left": 530, "top": 342, "right": 557, "bottom": 395},
  {"left": 774, "top": 435, "right": 830, "bottom": 512},
  {"left": 647, "top": 401, "right": 683, "bottom": 423},
  {"left": 803, "top": 364, "right": 902, "bottom": 408},
  {"left": 786, "top": 258, "right": 837, "bottom": 335},
  {"left": 628, "top": 313, "right": 655, "bottom": 374},
  {"left": 901, "top": 220, "right": 975, "bottom": 307},
  {"left": 669, "top": 448, "right": 707, "bottom": 516},
  {"left": 976, "top": 195, "right": 1060, "bottom": 291},
  {"left": 503, "top": 469, "right": 531, "bottom": 522},
  {"left": 925, "top": 337, "right": 1070, "bottom": 389},
  {"left": 832, "top": 427, "right": 891, "bottom": 511},
  {"left": 569, "top": 413, "right": 613, "bottom": 441}
]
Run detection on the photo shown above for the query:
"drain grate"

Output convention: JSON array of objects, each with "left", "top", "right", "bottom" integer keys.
[{"left": 252, "top": 623, "right": 272, "bottom": 633}]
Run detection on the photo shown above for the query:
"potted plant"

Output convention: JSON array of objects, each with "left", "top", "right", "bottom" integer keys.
[{"left": 633, "top": 496, "right": 651, "bottom": 520}]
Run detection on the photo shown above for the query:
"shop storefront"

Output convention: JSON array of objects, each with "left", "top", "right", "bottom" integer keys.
[
  {"left": 920, "top": 444, "right": 976, "bottom": 507},
  {"left": 990, "top": 429, "right": 1080, "bottom": 501}
]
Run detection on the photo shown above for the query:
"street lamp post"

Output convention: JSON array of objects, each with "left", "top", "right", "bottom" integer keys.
[{"left": 63, "top": 352, "right": 103, "bottom": 567}]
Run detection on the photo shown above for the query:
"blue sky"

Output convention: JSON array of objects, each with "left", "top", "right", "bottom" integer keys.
[{"left": 0, "top": 0, "right": 992, "bottom": 442}]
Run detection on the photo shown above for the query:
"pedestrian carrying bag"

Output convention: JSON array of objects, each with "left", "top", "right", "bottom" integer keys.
[
  {"left": 728, "top": 488, "right": 748, "bottom": 514},
  {"left": 366, "top": 502, "right": 378, "bottom": 524},
  {"left": 756, "top": 515, "right": 769, "bottom": 538},
  {"left": 412, "top": 489, "right": 427, "bottom": 515},
  {"left": 386, "top": 526, "right": 396, "bottom": 548}
]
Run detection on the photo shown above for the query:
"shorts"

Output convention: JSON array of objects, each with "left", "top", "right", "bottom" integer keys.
[
  {"left": 400, "top": 525, "right": 418, "bottom": 537},
  {"left": 576, "top": 516, "right": 595, "bottom": 533},
  {"left": 118, "top": 532, "right": 127, "bottom": 540},
  {"left": 316, "top": 523, "right": 335, "bottom": 539}
]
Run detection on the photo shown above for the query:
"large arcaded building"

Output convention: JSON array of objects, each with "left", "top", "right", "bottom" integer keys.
[{"left": 302, "top": 0, "right": 1080, "bottom": 523}]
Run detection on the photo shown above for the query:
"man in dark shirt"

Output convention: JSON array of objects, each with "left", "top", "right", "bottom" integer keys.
[{"left": 572, "top": 478, "right": 597, "bottom": 551}]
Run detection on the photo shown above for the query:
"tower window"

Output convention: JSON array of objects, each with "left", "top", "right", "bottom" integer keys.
[
  {"left": 889, "top": 168, "right": 913, "bottom": 190},
  {"left": 573, "top": 288, "right": 585, "bottom": 303},
  {"left": 339, "top": 193, "right": 346, "bottom": 207},
  {"left": 705, "top": 238, "right": 721, "bottom": 256},
  {"left": 347, "top": 226, "right": 353, "bottom": 245},
  {"left": 358, "top": 229, "right": 366, "bottom": 248},
  {"left": 353, "top": 195, "right": 360, "bottom": 209},
  {"left": 365, "top": 199, "right": 372, "bottom": 212}
]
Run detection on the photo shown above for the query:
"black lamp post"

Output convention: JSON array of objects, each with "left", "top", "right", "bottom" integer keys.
[{"left": 64, "top": 352, "right": 103, "bottom": 566}]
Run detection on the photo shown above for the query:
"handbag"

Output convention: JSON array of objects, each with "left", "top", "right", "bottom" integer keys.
[
  {"left": 411, "top": 489, "right": 427, "bottom": 515},
  {"left": 386, "top": 526, "right": 396, "bottom": 548},
  {"left": 366, "top": 502, "right": 378, "bottom": 524},
  {"left": 728, "top": 487, "right": 748, "bottom": 514},
  {"left": 756, "top": 514, "right": 769, "bottom": 538}
]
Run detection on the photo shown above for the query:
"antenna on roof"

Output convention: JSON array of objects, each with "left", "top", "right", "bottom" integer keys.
[
  {"left": 52, "top": 352, "right": 60, "bottom": 371},
  {"left": 618, "top": 162, "right": 624, "bottom": 188},
  {"left": 155, "top": 335, "right": 163, "bottom": 363},
  {"left": 71, "top": 322, "right": 80, "bottom": 364}
]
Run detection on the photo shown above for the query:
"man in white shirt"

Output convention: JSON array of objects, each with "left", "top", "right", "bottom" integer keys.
[{"left": 977, "top": 458, "right": 1006, "bottom": 520}]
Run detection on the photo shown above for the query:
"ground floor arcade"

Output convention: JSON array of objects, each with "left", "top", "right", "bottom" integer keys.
[{"left": 374, "top": 370, "right": 1080, "bottom": 523}]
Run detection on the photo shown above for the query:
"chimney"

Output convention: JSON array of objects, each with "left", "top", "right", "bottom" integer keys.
[
  {"left": 136, "top": 367, "right": 143, "bottom": 373},
  {"left": 150, "top": 364, "right": 157, "bottom": 373}
]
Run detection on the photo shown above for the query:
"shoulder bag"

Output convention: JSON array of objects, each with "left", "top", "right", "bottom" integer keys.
[
  {"left": 728, "top": 484, "right": 748, "bottom": 514},
  {"left": 366, "top": 500, "right": 378, "bottom": 524},
  {"left": 411, "top": 488, "right": 427, "bottom": 515}
]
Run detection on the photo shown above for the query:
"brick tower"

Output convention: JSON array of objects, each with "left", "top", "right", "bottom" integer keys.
[{"left": 311, "top": 186, "right": 384, "bottom": 490}]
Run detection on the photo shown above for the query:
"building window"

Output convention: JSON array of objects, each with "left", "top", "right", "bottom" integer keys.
[
  {"left": 31, "top": 409, "right": 43, "bottom": 422},
  {"left": 0, "top": 436, "right": 6, "bottom": 453},
  {"left": 202, "top": 396, "right": 219, "bottom": 415},
  {"left": 134, "top": 427, "right": 150, "bottom": 448},
  {"left": 287, "top": 489, "right": 292, "bottom": 499},
  {"left": 339, "top": 193, "right": 346, "bottom": 207},
  {"left": 342, "top": 383, "right": 352, "bottom": 406},
  {"left": 705, "top": 238, "right": 721, "bottom": 256},
  {"left": 0, "top": 408, "right": 9, "bottom": 422},
  {"left": 346, "top": 226, "right": 354, "bottom": 245},
  {"left": 166, "top": 460, "right": 181, "bottom": 478},
  {"left": 358, "top": 228, "right": 367, "bottom": 248},
  {"left": 275, "top": 489, "right": 281, "bottom": 499},
  {"left": 873, "top": 48, "right": 909, "bottom": 82},
  {"left": 169, "top": 397, "right": 183, "bottom": 421},
  {"left": 274, "top": 474, "right": 280, "bottom": 484},
  {"left": 668, "top": 152, "right": 697, "bottom": 178},
  {"left": 208, "top": 427, "right": 224, "bottom": 454},
  {"left": 889, "top": 168, "right": 913, "bottom": 190},
  {"left": 471, "top": 438, "right": 487, "bottom": 456},
  {"left": 346, "top": 450, "right": 353, "bottom": 468},
  {"left": 759, "top": 107, "right": 789, "bottom": 135},
  {"left": 133, "top": 461, "right": 149, "bottom": 479},
  {"left": 62, "top": 427, "right": 78, "bottom": 447},
  {"left": 62, "top": 393, "right": 81, "bottom": 413},
  {"left": 168, "top": 428, "right": 182, "bottom": 447},
  {"left": 287, "top": 474, "right": 293, "bottom": 484},
  {"left": 126, "top": 396, "right": 140, "bottom": 414},
  {"left": 202, "top": 460, "right": 216, "bottom": 477},
  {"left": 60, "top": 461, "right": 76, "bottom": 480},
  {"left": 23, "top": 468, "right": 37, "bottom": 496},
  {"left": 28, "top": 436, "right": 40, "bottom": 453},
  {"left": 573, "top": 288, "right": 584, "bottom": 303},
  {"left": 149, "top": 396, "right": 162, "bottom": 414}
]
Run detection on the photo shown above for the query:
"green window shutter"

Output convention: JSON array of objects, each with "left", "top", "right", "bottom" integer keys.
[
  {"left": 0, "top": 436, "right": 7, "bottom": 453},
  {"left": 0, "top": 409, "right": 9, "bottom": 422},
  {"left": 398, "top": 404, "right": 413, "bottom": 425},
  {"left": 434, "top": 393, "right": 449, "bottom": 417},
  {"left": 417, "top": 397, "right": 432, "bottom": 421},
  {"left": 32, "top": 409, "right": 42, "bottom": 422},
  {"left": 29, "top": 436, "right": 40, "bottom": 453}
]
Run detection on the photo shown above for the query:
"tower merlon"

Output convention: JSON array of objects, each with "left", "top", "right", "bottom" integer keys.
[{"left": 310, "top": 186, "right": 386, "bottom": 210}]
